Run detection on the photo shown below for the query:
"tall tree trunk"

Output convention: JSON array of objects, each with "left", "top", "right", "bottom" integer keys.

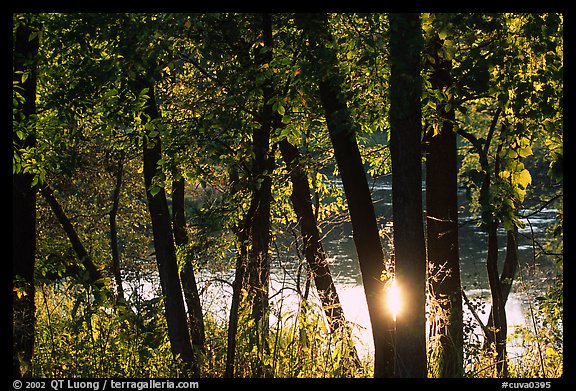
[
  {"left": 389, "top": 13, "right": 428, "bottom": 378},
  {"left": 483, "top": 116, "right": 508, "bottom": 378},
  {"left": 172, "top": 177, "right": 206, "bottom": 353},
  {"left": 279, "top": 139, "right": 360, "bottom": 367},
  {"left": 295, "top": 13, "right": 395, "bottom": 378},
  {"left": 110, "top": 155, "right": 126, "bottom": 303},
  {"left": 243, "top": 13, "right": 275, "bottom": 377},
  {"left": 138, "top": 78, "right": 197, "bottom": 376},
  {"left": 279, "top": 139, "right": 348, "bottom": 333},
  {"left": 425, "top": 33, "right": 464, "bottom": 377},
  {"left": 13, "top": 22, "right": 39, "bottom": 378},
  {"left": 458, "top": 108, "right": 508, "bottom": 376}
]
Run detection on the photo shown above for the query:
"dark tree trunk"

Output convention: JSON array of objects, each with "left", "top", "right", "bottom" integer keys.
[
  {"left": 485, "top": 219, "right": 507, "bottom": 377},
  {"left": 279, "top": 139, "right": 347, "bottom": 333},
  {"left": 40, "top": 186, "right": 105, "bottom": 292},
  {"left": 482, "top": 112, "right": 508, "bottom": 378},
  {"left": 13, "top": 23, "right": 39, "bottom": 378},
  {"left": 458, "top": 108, "right": 508, "bottom": 377},
  {"left": 110, "top": 156, "right": 126, "bottom": 303},
  {"left": 243, "top": 13, "right": 275, "bottom": 377},
  {"left": 279, "top": 139, "right": 361, "bottom": 366},
  {"left": 224, "top": 167, "right": 251, "bottom": 378},
  {"left": 295, "top": 13, "right": 394, "bottom": 378},
  {"left": 225, "top": 202, "right": 253, "bottom": 378},
  {"left": 424, "top": 34, "right": 464, "bottom": 377},
  {"left": 138, "top": 78, "right": 197, "bottom": 376},
  {"left": 171, "top": 177, "right": 206, "bottom": 352},
  {"left": 485, "top": 229, "right": 518, "bottom": 341},
  {"left": 389, "top": 13, "right": 428, "bottom": 378}
]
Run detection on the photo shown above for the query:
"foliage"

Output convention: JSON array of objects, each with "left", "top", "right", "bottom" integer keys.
[{"left": 14, "top": 12, "right": 562, "bottom": 378}]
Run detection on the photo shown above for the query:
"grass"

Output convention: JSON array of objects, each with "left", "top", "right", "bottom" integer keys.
[{"left": 29, "top": 279, "right": 561, "bottom": 378}]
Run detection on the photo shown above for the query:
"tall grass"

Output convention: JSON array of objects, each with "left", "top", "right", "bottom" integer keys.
[
  {"left": 30, "top": 275, "right": 561, "bottom": 378},
  {"left": 31, "top": 280, "right": 371, "bottom": 378}
]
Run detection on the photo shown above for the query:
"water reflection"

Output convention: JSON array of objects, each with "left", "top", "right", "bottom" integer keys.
[{"left": 125, "top": 176, "right": 559, "bottom": 365}]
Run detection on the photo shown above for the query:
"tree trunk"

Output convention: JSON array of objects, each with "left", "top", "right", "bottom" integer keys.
[
  {"left": 481, "top": 111, "right": 508, "bottom": 377},
  {"left": 172, "top": 177, "right": 206, "bottom": 352},
  {"left": 139, "top": 78, "right": 197, "bottom": 376},
  {"left": 225, "top": 199, "right": 253, "bottom": 378},
  {"left": 459, "top": 108, "right": 508, "bottom": 377},
  {"left": 485, "top": 220, "right": 507, "bottom": 377},
  {"left": 486, "top": 229, "right": 518, "bottom": 336},
  {"left": 243, "top": 13, "right": 276, "bottom": 377},
  {"left": 425, "top": 33, "right": 464, "bottom": 377},
  {"left": 295, "top": 13, "right": 395, "bottom": 378},
  {"left": 13, "top": 23, "right": 39, "bottom": 378},
  {"left": 110, "top": 155, "right": 126, "bottom": 303},
  {"left": 485, "top": 229, "right": 518, "bottom": 342},
  {"left": 279, "top": 139, "right": 361, "bottom": 367},
  {"left": 389, "top": 13, "right": 428, "bottom": 378},
  {"left": 40, "top": 185, "right": 105, "bottom": 292},
  {"left": 279, "top": 139, "right": 348, "bottom": 333}
]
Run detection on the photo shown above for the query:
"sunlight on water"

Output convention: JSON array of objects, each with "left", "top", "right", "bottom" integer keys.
[{"left": 124, "top": 270, "right": 532, "bottom": 365}]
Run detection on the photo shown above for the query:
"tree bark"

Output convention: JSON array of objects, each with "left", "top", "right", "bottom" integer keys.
[
  {"left": 138, "top": 77, "right": 197, "bottom": 376},
  {"left": 279, "top": 139, "right": 348, "bottom": 333},
  {"left": 459, "top": 108, "right": 508, "bottom": 377},
  {"left": 479, "top": 109, "right": 508, "bottom": 377},
  {"left": 110, "top": 155, "right": 126, "bottom": 303},
  {"left": 389, "top": 13, "right": 428, "bottom": 378},
  {"left": 485, "top": 219, "right": 507, "bottom": 377},
  {"left": 172, "top": 177, "right": 206, "bottom": 352},
  {"left": 243, "top": 13, "right": 276, "bottom": 377},
  {"left": 39, "top": 185, "right": 105, "bottom": 291},
  {"left": 225, "top": 196, "right": 254, "bottom": 378},
  {"left": 424, "top": 33, "right": 464, "bottom": 377},
  {"left": 486, "top": 229, "right": 518, "bottom": 338},
  {"left": 13, "top": 23, "right": 39, "bottom": 378},
  {"left": 295, "top": 13, "right": 394, "bottom": 378}
]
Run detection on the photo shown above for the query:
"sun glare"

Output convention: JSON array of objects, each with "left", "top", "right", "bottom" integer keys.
[{"left": 386, "top": 278, "right": 402, "bottom": 322}]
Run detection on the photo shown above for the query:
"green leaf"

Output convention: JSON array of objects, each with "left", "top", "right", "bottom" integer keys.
[
  {"left": 277, "top": 104, "right": 285, "bottom": 116},
  {"left": 149, "top": 185, "right": 162, "bottom": 197},
  {"left": 507, "top": 149, "right": 518, "bottom": 159},
  {"left": 518, "top": 145, "right": 533, "bottom": 158},
  {"left": 280, "top": 127, "right": 291, "bottom": 139}
]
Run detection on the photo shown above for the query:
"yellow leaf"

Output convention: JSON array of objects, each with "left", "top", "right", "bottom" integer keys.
[
  {"left": 184, "top": 20, "right": 192, "bottom": 28},
  {"left": 518, "top": 169, "right": 532, "bottom": 188}
]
